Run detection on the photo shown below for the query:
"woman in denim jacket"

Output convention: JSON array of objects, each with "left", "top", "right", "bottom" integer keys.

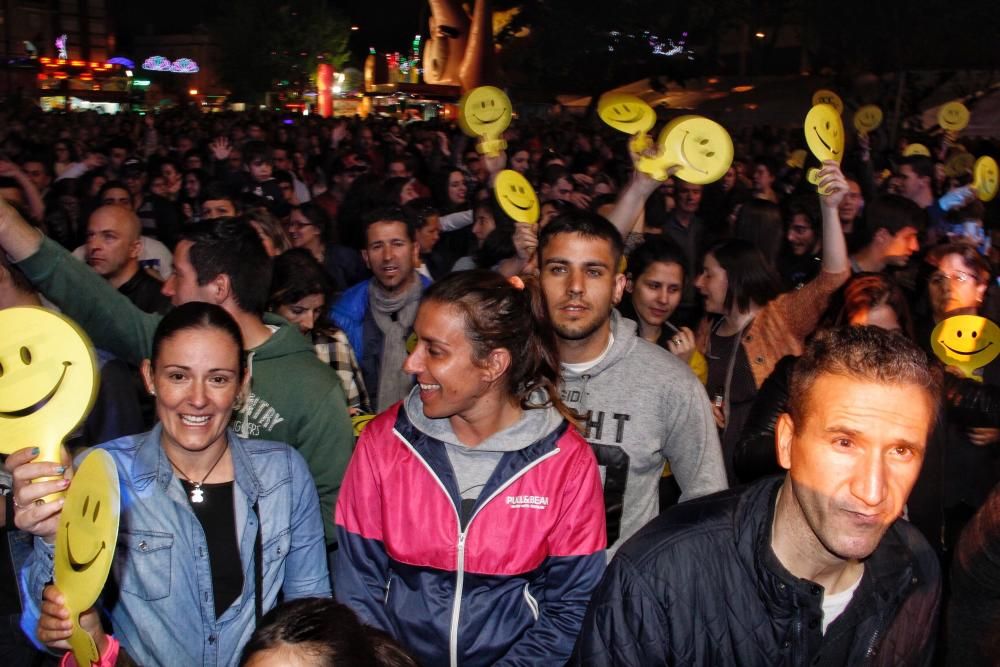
[{"left": 10, "top": 303, "right": 331, "bottom": 666}]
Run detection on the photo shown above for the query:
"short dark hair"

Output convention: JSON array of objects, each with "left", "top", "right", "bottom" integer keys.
[
  {"left": 242, "top": 140, "right": 271, "bottom": 165},
  {"left": 269, "top": 248, "right": 333, "bottom": 312},
  {"left": 151, "top": 302, "right": 246, "bottom": 379},
  {"left": 97, "top": 180, "right": 131, "bottom": 201},
  {"left": 238, "top": 597, "right": 417, "bottom": 667},
  {"left": 362, "top": 207, "right": 416, "bottom": 243},
  {"left": 899, "top": 154, "right": 935, "bottom": 181},
  {"left": 403, "top": 199, "right": 439, "bottom": 230},
  {"left": 865, "top": 195, "right": 924, "bottom": 238},
  {"left": 538, "top": 209, "right": 624, "bottom": 267},
  {"left": 182, "top": 217, "right": 272, "bottom": 315},
  {"left": 706, "top": 239, "right": 782, "bottom": 313},
  {"left": 201, "top": 181, "right": 240, "bottom": 209},
  {"left": 627, "top": 236, "right": 687, "bottom": 282},
  {"left": 788, "top": 326, "right": 941, "bottom": 430}
]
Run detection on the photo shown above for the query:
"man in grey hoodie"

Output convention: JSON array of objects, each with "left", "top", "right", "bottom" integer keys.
[{"left": 538, "top": 211, "right": 727, "bottom": 553}]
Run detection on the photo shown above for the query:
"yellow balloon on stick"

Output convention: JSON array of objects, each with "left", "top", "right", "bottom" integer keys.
[
  {"left": 0, "top": 307, "right": 98, "bottom": 500},
  {"left": 54, "top": 449, "right": 120, "bottom": 667},
  {"left": 458, "top": 86, "right": 512, "bottom": 156}
]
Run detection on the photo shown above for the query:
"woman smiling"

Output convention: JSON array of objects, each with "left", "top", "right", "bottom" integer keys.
[
  {"left": 335, "top": 270, "right": 605, "bottom": 667},
  {"left": 10, "top": 303, "right": 329, "bottom": 666}
]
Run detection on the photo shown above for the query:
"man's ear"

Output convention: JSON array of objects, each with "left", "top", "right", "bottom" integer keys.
[
  {"left": 775, "top": 412, "right": 795, "bottom": 471},
  {"left": 361, "top": 249, "right": 371, "bottom": 270},
  {"left": 873, "top": 227, "right": 891, "bottom": 247},
  {"left": 611, "top": 271, "right": 627, "bottom": 306},
  {"left": 211, "top": 272, "right": 232, "bottom": 305}
]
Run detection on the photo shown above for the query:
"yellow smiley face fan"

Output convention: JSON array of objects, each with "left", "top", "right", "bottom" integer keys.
[
  {"left": 0, "top": 307, "right": 98, "bottom": 500},
  {"left": 54, "top": 449, "right": 121, "bottom": 666},
  {"left": 458, "top": 86, "right": 513, "bottom": 157}
]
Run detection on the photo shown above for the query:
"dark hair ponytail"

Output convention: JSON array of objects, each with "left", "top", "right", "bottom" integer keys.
[{"left": 422, "top": 270, "right": 573, "bottom": 420}]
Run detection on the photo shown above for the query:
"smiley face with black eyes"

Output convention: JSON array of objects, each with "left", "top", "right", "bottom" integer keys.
[
  {"left": 805, "top": 104, "right": 844, "bottom": 163},
  {"left": 598, "top": 93, "right": 656, "bottom": 135},
  {"left": 973, "top": 156, "right": 999, "bottom": 202},
  {"left": 494, "top": 170, "right": 540, "bottom": 224},
  {"left": 53, "top": 448, "right": 120, "bottom": 666},
  {"left": 938, "top": 101, "right": 970, "bottom": 132},
  {"left": 65, "top": 494, "right": 107, "bottom": 572},
  {"left": 0, "top": 307, "right": 98, "bottom": 460},
  {"left": 930, "top": 315, "right": 1000, "bottom": 379},
  {"left": 853, "top": 105, "right": 883, "bottom": 134},
  {"left": 646, "top": 115, "right": 733, "bottom": 185},
  {"left": 458, "top": 86, "right": 513, "bottom": 138}
]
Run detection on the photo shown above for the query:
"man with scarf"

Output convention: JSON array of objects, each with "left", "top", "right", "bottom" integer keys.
[{"left": 333, "top": 208, "right": 430, "bottom": 412}]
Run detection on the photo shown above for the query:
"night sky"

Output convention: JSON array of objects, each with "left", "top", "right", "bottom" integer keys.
[{"left": 112, "top": 0, "right": 427, "bottom": 64}]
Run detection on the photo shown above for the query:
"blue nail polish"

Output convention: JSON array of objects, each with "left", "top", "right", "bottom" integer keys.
[
  {"left": 31, "top": 447, "right": 40, "bottom": 456},
  {"left": 54, "top": 466, "right": 65, "bottom": 474}
]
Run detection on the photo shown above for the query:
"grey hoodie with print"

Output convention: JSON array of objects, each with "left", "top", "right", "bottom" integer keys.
[{"left": 560, "top": 311, "right": 726, "bottom": 553}]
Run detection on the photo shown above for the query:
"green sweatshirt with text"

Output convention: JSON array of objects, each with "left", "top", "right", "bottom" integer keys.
[{"left": 19, "top": 236, "right": 352, "bottom": 544}]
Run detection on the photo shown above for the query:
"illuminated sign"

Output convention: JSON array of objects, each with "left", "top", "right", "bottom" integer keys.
[{"left": 142, "top": 55, "right": 200, "bottom": 73}]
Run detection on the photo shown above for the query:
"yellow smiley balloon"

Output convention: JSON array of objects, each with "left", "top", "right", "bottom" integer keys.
[
  {"left": 930, "top": 315, "right": 1000, "bottom": 380},
  {"left": 972, "top": 156, "right": 999, "bottom": 202},
  {"left": 54, "top": 448, "right": 120, "bottom": 667},
  {"left": 351, "top": 413, "right": 376, "bottom": 438},
  {"left": 458, "top": 86, "right": 512, "bottom": 156},
  {"left": 811, "top": 89, "right": 844, "bottom": 115},
  {"left": 853, "top": 105, "right": 883, "bottom": 134},
  {"left": 938, "top": 101, "right": 970, "bottom": 132},
  {"left": 638, "top": 115, "right": 734, "bottom": 184},
  {"left": 804, "top": 104, "right": 844, "bottom": 190},
  {"left": 0, "top": 307, "right": 97, "bottom": 497},
  {"left": 494, "top": 170, "right": 540, "bottom": 224},
  {"left": 598, "top": 93, "right": 656, "bottom": 136},
  {"left": 902, "top": 143, "right": 931, "bottom": 158}
]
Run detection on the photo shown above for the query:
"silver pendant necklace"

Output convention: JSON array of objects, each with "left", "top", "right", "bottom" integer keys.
[{"left": 167, "top": 445, "right": 229, "bottom": 504}]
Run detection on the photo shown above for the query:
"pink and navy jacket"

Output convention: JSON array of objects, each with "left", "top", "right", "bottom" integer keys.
[{"left": 334, "top": 401, "right": 606, "bottom": 667}]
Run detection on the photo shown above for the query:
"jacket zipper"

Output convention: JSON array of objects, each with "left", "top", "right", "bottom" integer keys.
[{"left": 394, "top": 428, "right": 560, "bottom": 667}]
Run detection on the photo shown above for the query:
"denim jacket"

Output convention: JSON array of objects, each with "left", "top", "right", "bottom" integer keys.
[{"left": 21, "top": 425, "right": 331, "bottom": 666}]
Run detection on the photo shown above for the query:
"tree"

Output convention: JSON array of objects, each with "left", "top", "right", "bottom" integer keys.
[{"left": 213, "top": 0, "right": 351, "bottom": 103}]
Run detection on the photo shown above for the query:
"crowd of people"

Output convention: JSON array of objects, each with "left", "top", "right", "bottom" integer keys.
[{"left": 0, "top": 98, "right": 997, "bottom": 666}]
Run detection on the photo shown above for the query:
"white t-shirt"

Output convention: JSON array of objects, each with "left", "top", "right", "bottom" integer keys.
[
  {"left": 821, "top": 568, "right": 864, "bottom": 634},
  {"left": 562, "top": 333, "right": 615, "bottom": 375}
]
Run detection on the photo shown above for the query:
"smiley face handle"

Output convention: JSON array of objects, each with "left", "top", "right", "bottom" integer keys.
[
  {"left": 69, "top": 621, "right": 100, "bottom": 667},
  {"left": 477, "top": 137, "right": 508, "bottom": 157},
  {"left": 33, "top": 439, "right": 68, "bottom": 503},
  {"left": 628, "top": 134, "right": 652, "bottom": 156}
]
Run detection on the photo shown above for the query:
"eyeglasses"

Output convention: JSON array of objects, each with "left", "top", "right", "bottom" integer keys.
[
  {"left": 284, "top": 221, "right": 314, "bottom": 231},
  {"left": 929, "top": 270, "right": 976, "bottom": 288}
]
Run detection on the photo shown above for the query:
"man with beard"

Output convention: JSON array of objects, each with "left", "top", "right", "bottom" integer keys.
[
  {"left": 537, "top": 210, "right": 725, "bottom": 555},
  {"left": 332, "top": 208, "right": 430, "bottom": 412}
]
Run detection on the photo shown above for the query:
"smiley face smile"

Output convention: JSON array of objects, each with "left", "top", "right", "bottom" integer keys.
[
  {"left": 0, "top": 361, "right": 71, "bottom": 418},
  {"left": 680, "top": 132, "right": 709, "bottom": 175},
  {"left": 812, "top": 126, "right": 839, "bottom": 155},
  {"left": 65, "top": 522, "right": 106, "bottom": 572},
  {"left": 502, "top": 194, "right": 533, "bottom": 211},
  {"left": 939, "top": 340, "right": 994, "bottom": 357}
]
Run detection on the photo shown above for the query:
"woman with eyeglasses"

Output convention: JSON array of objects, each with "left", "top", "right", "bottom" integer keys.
[{"left": 286, "top": 203, "right": 367, "bottom": 297}]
